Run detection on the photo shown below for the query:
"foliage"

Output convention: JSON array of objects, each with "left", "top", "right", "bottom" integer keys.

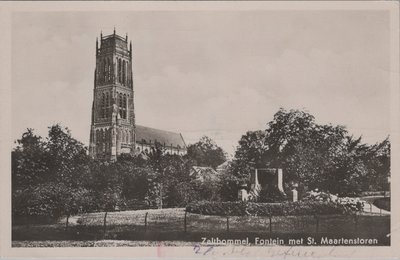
[
  {"left": 191, "top": 176, "right": 222, "bottom": 202},
  {"left": 229, "top": 130, "right": 266, "bottom": 180},
  {"left": 257, "top": 187, "right": 287, "bottom": 203},
  {"left": 186, "top": 136, "right": 227, "bottom": 169},
  {"left": 229, "top": 108, "right": 390, "bottom": 197},
  {"left": 12, "top": 129, "right": 49, "bottom": 190},
  {"left": 12, "top": 108, "right": 390, "bottom": 223},
  {"left": 12, "top": 125, "right": 92, "bottom": 220},
  {"left": 12, "top": 182, "right": 92, "bottom": 218},
  {"left": 185, "top": 200, "right": 353, "bottom": 216},
  {"left": 303, "top": 190, "right": 365, "bottom": 212},
  {"left": 144, "top": 145, "right": 198, "bottom": 208},
  {"left": 217, "top": 172, "right": 242, "bottom": 201}
]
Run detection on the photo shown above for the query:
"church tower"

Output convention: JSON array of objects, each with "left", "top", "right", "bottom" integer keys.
[{"left": 89, "top": 29, "right": 135, "bottom": 161}]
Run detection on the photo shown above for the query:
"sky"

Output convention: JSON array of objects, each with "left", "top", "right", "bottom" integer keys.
[{"left": 12, "top": 10, "right": 391, "bottom": 156}]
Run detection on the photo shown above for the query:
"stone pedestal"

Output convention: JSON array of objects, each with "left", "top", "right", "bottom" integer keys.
[
  {"left": 238, "top": 189, "right": 248, "bottom": 201},
  {"left": 292, "top": 188, "right": 298, "bottom": 202}
]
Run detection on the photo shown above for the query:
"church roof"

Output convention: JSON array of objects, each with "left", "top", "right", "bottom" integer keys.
[{"left": 135, "top": 125, "right": 187, "bottom": 149}]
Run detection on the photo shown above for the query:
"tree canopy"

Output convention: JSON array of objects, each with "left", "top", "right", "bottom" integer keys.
[
  {"left": 229, "top": 108, "right": 390, "bottom": 196},
  {"left": 186, "top": 136, "right": 227, "bottom": 169},
  {"left": 12, "top": 110, "right": 390, "bottom": 222}
]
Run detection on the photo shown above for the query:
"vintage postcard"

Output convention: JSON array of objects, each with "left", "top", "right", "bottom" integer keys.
[{"left": 0, "top": 1, "right": 399, "bottom": 259}]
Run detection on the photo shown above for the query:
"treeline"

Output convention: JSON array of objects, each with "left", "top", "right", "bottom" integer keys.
[
  {"left": 12, "top": 126, "right": 227, "bottom": 222},
  {"left": 12, "top": 108, "right": 390, "bottom": 222}
]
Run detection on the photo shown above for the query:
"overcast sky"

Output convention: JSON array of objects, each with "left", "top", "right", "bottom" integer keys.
[{"left": 12, "top": 10, "right": 390, "bottom": 156}]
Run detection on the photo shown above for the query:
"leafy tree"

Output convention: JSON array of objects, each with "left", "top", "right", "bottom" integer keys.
[
  {"left": 46, "top": 124, "right": 89, "bottom": 187},
  {"left": 46, "top": 125, "right": 92, "bottom": 225},
  {"left": 89, "top": 162, "right": 123, "bottom": 211},
  {"left": 12, "top": 125, "right": 92, "bottom": 225},
  {"left": 228, "top": 108, "right": 390, "bottom": 199},
  {"left": 146, "top": 144, "right": 197, "bottom": 208},
  {"left": 187, "top": 136, "right": 227, "bottom": 169},
  {"left": 12, "top": 129, "right": 49, "bottom": 190},
  {"left": 359, "top": 137, "right": 390, "bottom": 192},
  {"left": 230, "top": 130, "right": 267, "bottom": 180},
  {"left": 218, "top": 172, "right": 242, "bottom": 201}
]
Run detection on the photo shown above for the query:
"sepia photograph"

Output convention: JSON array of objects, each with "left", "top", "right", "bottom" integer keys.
[{"left": 0, "top": 1, "right": 399, "bottom": 259}]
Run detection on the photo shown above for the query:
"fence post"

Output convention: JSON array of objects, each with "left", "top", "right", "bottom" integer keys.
[
  {"left": 184, "top": 211, "right": 187, "bottom": 233},
  {"left": 370, "top": 203, "right": 372, "bottom": 213},
  {"left": 269, "top": 215, "right": 272, "bottom": 233},
  {"left": 315, "top": 215, "right": 319, "bottom": 233},
  {"left": 354, "top": 213, "right": 358, "bottom": 232},
  {"left": 226, "top": 216, "right": 230, "bottom": 232},
  {"left": 65, "top": 214, "right": 70, "bottom": 231},
  {"left": 145, "top": 212, "right": 148, "bottom": 232},
  {"left": 103, "top": 211, "right": 108, "bottom": 237}
]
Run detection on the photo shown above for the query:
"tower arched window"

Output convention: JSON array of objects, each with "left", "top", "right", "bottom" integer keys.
[
  {"left": 118, "top": 93, "right": 123, "bottom": 118},
  {"left": 118, "top": 59, "right": 122, "bottom": 83},
  {"left": 123, "top": 94, "right": 127, "bottom": 119},
  {"left": 126, "top": 61, "right": 129, "bottom": 85},
  {"left": 103, "top": 59, "right": 107, "bottom": 83},
  {"left": 122, "top": 60, "right": 126, "bottom": 85},
  {"left": 105, "top": 92, "right": 109, "bottom": 118},
  {"left": 122, "top": 129, "right": 126, "bottom": 143},
  {"left": 96, "top": 130, "right": 101, "bottom": 145},
  {"left": 101, "top": 93, "right": 106, "bottom": 118},
  {"left": 108, "top": 58, "right": 112, "bottom": 82}
]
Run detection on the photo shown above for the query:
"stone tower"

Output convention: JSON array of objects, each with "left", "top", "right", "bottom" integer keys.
[{"left": 89, "top": 29, "right": 135, "bottom": 161}]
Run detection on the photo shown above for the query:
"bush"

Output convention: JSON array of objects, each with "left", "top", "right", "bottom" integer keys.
[
  {"left": 186, "top": 201, "right": 247, "bottom": 216},
  {"left": 186, "top": 200, "right": 353, "bottom": 216},
  {"left": 117, "top": 199, "right": 153, "bottom": 211},
  {"left": 303, "top": 190, "right": 365, "bottom": 212},
  {"left": 257, "top": 187, "right": 287, "bottom": 203}
]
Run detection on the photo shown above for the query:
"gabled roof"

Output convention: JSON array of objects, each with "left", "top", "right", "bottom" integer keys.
[
  {"left": 216, "top": 161, "right": 230, "bottom": 174},
  {"left": 135, "top": 125, "right": 186, "bottom": 149},
  {"left": 190, "top": 166, "right": 220, "bottom": 182}
]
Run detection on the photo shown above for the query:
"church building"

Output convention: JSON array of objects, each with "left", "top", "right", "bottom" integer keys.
[{"left": 89, "top": 29, "right": 187, "bottom": 161}]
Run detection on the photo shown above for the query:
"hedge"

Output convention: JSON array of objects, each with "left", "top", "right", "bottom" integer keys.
[{"left": 185, "top": 200, "right": 353, "bottom": 216}]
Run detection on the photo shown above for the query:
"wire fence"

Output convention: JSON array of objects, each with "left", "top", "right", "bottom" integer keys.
[
  {"left": 12, "top": 208, "right": 390, "bottom": 244},
  {"left": 76, "top": 208, "right": 389, "bottom": 236}
]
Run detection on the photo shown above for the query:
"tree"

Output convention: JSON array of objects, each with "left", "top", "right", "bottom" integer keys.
[
  {"left": 230, "top": 130, "right": 267, "bottom": 180},
  {"left": 12, "top": 125, "right": 93, "bottom": 226},
  {"left": 358, "top": 137, "right": 390, "bottom": 192},
  {"left": 228, "top": 108, "right": 390, "bottom": 198},
  {"left": 12, "top": 129, "right": 49, "bottom": 190},
  {"left": 46, "top": 124, "right": 92, "bottom": 226},
  {"left": 187, "top": 136, "right": 227, "bottom": 169},
  {"left": 147, "top": 144, "right": 197, "bottom": 208},
  {"left": 46, "top": 124, "right": 89, "bottom": 187}
]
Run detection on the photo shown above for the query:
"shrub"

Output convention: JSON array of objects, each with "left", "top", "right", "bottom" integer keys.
[
  {"left": 304, "top": 190, "right": 365, "bottom": 212},
  {"left": 186, "top": 200, "right": 352, "bottom": 216},
  {"left": 257, "top": 187, "right": 287, "bottom": 203},
  {"left": 186, "top": 201, "right": 247, "bottom": 216}
]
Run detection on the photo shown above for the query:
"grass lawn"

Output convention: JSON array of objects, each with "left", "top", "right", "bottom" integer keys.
[
  {"left": 12, "top": 240, "right": 193, "bottom": 247},
  {"left": 13, "top": 208, "right": 390, "bottom": 246}
]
